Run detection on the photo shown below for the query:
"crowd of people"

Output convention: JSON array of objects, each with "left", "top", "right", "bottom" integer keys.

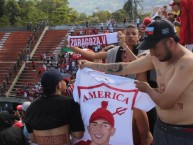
[{"left": 1, "top": 0, "right": 193, "bottom": 145}]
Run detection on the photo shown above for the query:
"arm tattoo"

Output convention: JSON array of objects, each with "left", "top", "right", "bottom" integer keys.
[
  {"left": 157, "top": 69, "right": 161, "bottom": 76},
  {"left": 179, "top": 65, "right": 185, "bottom": 71},
  {"left": 36, "top": 134, "right": 67, "bottom": 145},
  {"left": 91, "top": 63, "right": 123, "bottom": 74},
  {"left": 106, "top": 64, "right": 123, "bottom": 73}
]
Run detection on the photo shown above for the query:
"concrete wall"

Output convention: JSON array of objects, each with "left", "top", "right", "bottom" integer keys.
[{"left": 0, "top": 27, "right": 28, "bottom": 32}]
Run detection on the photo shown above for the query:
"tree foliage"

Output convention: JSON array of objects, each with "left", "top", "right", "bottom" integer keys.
[
  {"left": 0, "top": 0, "right": 5, "bottom": 17},
  {"left": 92, "top": 10, "right": 110, "bottom": 23},
  {"left": 0, "top": 0, "right": 147, "bottom": 27},
  {"left": 4, "top": 0, "right": 21, "bottom": 26},
  {"left": 111, "top": 9, "right": 129, "bottom": 23}
]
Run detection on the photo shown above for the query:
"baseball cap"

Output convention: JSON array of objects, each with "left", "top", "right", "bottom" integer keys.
[
  {"left": 16, "top": 105, "right": 22, "bottom": 111},
  {"left": 137, "top": 19, "right": 179, "bottom": 50},
  {"left": 142, "top": 17, "right": 152, "bottom": 30},
  {"left": 22, "top": 101, "right": 31, "bottom": 112},
  {"left": 169, "top": 1, "right": 180, "bottom": 6},
  {"left": 143, "top": 17, "right": 152, "bottom": 27},
  {"left": 89, "top": 101, "right": 114, "bottom": 127},
  {"left": 41, "top": 69, "right": 67, "bottom": 89}
]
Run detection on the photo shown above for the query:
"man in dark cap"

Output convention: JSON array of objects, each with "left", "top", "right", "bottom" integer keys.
[
  {"left": 79, "top": 19, "right": 193, "bottom": 145},
  {"left": 0, "top": 111, "right": 28, "bottom": 145},
  {"left": 24, "top": 69, "right": 85, "bottom": 145}
]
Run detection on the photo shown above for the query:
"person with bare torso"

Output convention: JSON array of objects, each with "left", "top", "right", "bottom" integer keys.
[
  {"left": 79, "top": 19, "right": 193, "bottom": 145},
  {"left": 24, "top": 69, "right": 85, "bottom": 145}
]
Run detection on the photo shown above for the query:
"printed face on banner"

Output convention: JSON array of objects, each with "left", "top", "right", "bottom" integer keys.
[
  {"left": 73, "top": 68, "right": 155, "bottom": 145},
  {"left": 75, "top": 83, "right": 138, "bottom": 145},
  {"left": 88, "top": 119, "right": 116, "bottom": 145}
]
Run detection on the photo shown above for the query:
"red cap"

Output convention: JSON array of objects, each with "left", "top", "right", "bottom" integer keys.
[
  {"left": 143, "top": 17, "right": 152, "bottom": 27},
  {"left": 89, "top": 101, "right": 114, "bottom": 127},
  {"left": 64, "top": 77, "right": 70, "bottom": 82},
  {"left": 13, "top": 121, "right": 24, "bottom": 128},
  {"left": 169, "top": 1, "right": 175, "bottom": 6},
  {"left": 16, "top": 105, "right": 22, "bottom": 111},
  {"left": 169, "top": 1, "right": 180, "bottom": 6},
  {"left": 72, "top": 53, "right": 80, "bottom": 60}
]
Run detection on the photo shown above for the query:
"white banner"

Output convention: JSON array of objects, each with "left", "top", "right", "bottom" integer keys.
[
  {"left": 73, "top": 68, "right": 155, "bottom": 145},
  {"left": 68, "top": 32, "right": 118, "bottom": 47}
]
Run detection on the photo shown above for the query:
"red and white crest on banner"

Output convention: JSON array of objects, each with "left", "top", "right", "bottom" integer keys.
[{"left": 78, "top": 83, "right": 139, "bottom": 112}]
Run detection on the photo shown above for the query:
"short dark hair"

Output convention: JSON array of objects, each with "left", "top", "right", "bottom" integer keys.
[
  {"left": 125, "top": 24, "right": 138, "bottom": 29},
  {"left": 42, "top": 86, "right": 56, "bottom": 96}
]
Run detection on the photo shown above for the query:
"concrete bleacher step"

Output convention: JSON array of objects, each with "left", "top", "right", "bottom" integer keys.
[
  {"left": 3, "top": 36, "right": 9, "bottom": 39},
  {"left": 8, "top": 30, "right": 67, "bottom": 97},
  {"left": 32, "top": 30, "right": 68, "bottom": 61}
]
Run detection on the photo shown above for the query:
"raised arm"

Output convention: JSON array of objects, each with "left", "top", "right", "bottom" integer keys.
[
  {"left": 79, "top": 53, "right": 154, "bottom": 76},
  {"left": 118, "top": 31, "right": 137, "bottom": 61},
  {"left": 70, "top": 46, "right": 107, "bottom": 60}
]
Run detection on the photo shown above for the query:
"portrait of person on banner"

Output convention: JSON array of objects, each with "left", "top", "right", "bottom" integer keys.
[
  {"left": 75, "top": 101, "right": 116, "bottom": 145},
  {"left": 73, "top": 68, "right": 155, "bottom": 145}
]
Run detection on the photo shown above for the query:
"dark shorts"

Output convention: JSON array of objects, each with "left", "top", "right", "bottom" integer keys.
[{"left": 153, "top": 118, "right": 193, "bottom": 145}]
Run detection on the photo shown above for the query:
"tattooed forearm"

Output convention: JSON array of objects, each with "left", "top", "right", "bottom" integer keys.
[
  {"left": 91, "top": 63, "right": 124, "bottom": 74},
  {"left": 179, "top": 65, "right": 185, "bottom": 71},
  {"left": 157, "top": 69, "right": 161, "bottom": 76},
  {"left": 106, "top": 64, "right": 123, "bottom": 73}
]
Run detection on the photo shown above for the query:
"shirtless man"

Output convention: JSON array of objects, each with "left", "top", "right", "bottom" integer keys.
[
  {"left": 24, "top": 69, "right": 85, "bottom": 145},
  {"left": 79, "top": 19, "right": 193, "bottom": 145}
]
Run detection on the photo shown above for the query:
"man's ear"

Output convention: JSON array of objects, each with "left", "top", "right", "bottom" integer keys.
[
  {"left": 57, "top": 82, "right": 62, "bottom": 89},
  {"left": 167, "top": 37, "right": 175, "bottom": 48}
]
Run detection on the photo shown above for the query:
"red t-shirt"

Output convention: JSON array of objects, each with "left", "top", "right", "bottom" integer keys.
[
  {"left": 179, "top": 0, "right": 193, "bottom": 44},
  {"left": 75, "top": 140, "right": 91, "bottom": 145}
]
